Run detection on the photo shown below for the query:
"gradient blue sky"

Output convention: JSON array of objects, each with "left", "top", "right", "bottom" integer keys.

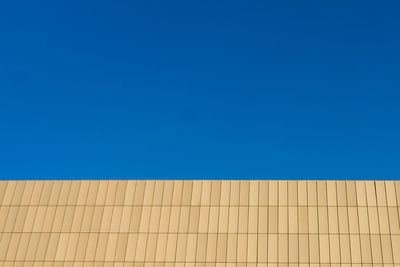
[{"left": 1, "top": 1, "right": 400, "bottom": 180}]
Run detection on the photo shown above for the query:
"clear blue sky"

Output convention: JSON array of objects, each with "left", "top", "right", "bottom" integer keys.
[{"left": 1, "top": 1, "right": 399, "bottom": 180}]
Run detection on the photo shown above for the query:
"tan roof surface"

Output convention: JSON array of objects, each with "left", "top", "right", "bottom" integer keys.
[{"left": 0, "top": 180, "right": 400, "bottom": 266}]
